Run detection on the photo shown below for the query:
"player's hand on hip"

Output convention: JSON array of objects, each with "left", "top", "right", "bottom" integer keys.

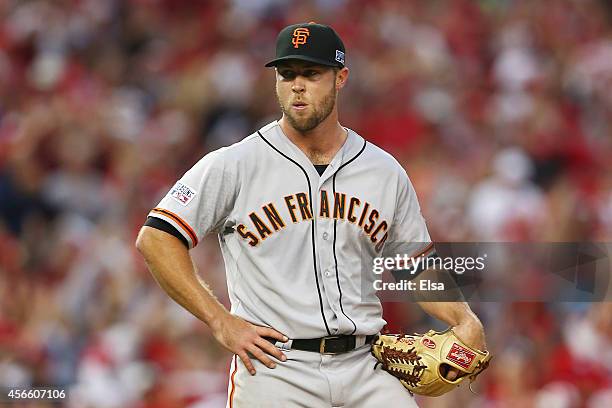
[{"left": 211, "top": 312, "right": 288, "bottom": 375}]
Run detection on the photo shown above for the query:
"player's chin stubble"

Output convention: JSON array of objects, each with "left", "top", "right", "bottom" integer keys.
[{"left": 278, "top": 83, "right": 336, "bottom": 133}]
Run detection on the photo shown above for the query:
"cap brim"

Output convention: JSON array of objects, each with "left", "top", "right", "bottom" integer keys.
[{"left": 265, "top": 55, "right": 342, "bottom": 68}]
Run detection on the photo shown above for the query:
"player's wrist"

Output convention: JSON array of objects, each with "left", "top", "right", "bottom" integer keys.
[
  {"left": 208, "top": 308, "right": 233, "bottom": 333},
  {"left": 456, "top": 313, "right": 482, "bottom": 328},
  {"left": 452, "top": 318, "right": 486, "bottom": 351}
]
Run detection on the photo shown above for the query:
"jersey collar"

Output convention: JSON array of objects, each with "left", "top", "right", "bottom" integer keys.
[{"left": 262, "top": 120, "right": 365, "bottom": 180}]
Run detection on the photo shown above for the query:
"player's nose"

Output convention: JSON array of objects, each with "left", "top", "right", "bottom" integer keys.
[{"left": 291, "top": 78, "right": 306, "bottom": 93}]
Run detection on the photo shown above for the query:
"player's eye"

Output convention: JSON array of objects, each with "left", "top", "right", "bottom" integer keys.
[
  {"left": 279, "top": 70, "right": 296, "bottom": 80},
  {"left": 303, "top": 70, "right": 319, "bottom": 78}
]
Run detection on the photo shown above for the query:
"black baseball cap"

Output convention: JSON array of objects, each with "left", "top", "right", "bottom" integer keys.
[{"left": 265, "top": 22, "right": 346, "bottom": 68}]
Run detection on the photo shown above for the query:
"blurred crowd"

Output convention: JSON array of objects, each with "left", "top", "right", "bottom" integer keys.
[{"left": 0, "top": 0, "right": 610, "bottom": 406}]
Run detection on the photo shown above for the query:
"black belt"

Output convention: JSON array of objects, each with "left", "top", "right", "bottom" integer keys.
[{"left": 267, "top": 335, "right": 376, "bottom": 355}]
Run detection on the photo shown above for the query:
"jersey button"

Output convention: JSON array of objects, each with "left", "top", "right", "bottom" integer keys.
[
  {"left": 322, "top": 232, "right": 329, "bottom": 240},
  {"left": 324, "top": 271, "right": 331, "bottom": 277}
]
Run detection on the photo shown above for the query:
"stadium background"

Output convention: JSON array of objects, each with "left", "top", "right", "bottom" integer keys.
[{"left": 0, "top": 0, "right": 611, "bottom": 406}]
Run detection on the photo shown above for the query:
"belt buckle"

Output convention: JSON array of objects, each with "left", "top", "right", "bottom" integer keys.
[{"left": 320, "top": 336, "right": 343, "bottom": 355}]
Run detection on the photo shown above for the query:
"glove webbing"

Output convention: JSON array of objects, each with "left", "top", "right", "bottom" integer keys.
[{"left": 378, "top": 346, "right": 427, "bottom": 387}]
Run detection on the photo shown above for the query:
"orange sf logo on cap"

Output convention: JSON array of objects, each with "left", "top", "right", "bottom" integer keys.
[{"left": 292, "top": 27, "right": 310, "bottom": 48}]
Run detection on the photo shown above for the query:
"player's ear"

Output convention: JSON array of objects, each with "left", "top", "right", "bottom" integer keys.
[{"left": 335, "top": 67, "right": 349, "bottom": 90}]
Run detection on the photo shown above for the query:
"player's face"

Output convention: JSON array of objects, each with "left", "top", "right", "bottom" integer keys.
[{"left": 275, "top": 61, "right": 338, "bottom": 132}]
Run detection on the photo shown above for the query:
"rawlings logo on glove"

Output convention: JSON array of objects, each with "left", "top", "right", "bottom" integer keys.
[
  {"left": 371, "top": 328, "right": 491, "bottom": 397},
  {"left": 447, "top": 343, "right": 476, "bottom": 369}
]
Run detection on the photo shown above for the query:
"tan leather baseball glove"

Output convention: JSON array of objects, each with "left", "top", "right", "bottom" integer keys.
[{"left": 371, "top": 327, "right": 491, "bottom": 397}]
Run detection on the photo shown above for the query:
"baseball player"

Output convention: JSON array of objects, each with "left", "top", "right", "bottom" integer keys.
[{"left": 136, "top": 22, "right": 486, "bottom": 407}]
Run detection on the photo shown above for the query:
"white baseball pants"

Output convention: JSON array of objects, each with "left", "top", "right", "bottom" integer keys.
[{"left": 226, "top": 342, "right": 418, "bottom": 407}]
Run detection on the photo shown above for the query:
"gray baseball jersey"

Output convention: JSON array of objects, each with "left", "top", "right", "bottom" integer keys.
[{"left": 148, "top": 120, "right": 433, "bottom": 339}]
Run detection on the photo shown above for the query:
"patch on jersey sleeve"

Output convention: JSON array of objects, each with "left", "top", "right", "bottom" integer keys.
[{"left": 169, "top": 182, "right": 197, "bottom": 206}]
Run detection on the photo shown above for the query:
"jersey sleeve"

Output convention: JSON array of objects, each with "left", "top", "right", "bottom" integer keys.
[
  {"left": 384, "top": 169, "right": 435, "bottom": 261},
  {"left": 147, "top": 149, "right": 237, "bottom": 248},
  {"left": 144, "top": 216, "right": 189, "bottom": 248}
]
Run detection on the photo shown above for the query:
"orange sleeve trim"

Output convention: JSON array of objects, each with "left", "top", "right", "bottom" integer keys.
[
  {"left": 229, "top": 355, "right": 238, "bottom": 408},
  {"left": 151, "top": 208, "right": 198, "bottom": 247},
  {"left": 411, "top": 242, "right": 435, "bottom": 259}
]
